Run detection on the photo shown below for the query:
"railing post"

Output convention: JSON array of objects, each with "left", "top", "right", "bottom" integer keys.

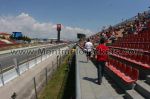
[
  {"left": 41, "top": 54, "right": 42, "bottom": 61},
  {"left": 76, "top": 47, "right": 81, "bottom": 99},
  {"left": 57, "top": 55, "right": 59, "bottom": 68},
  {"left": 35, "top": 54, "right": 37, "bottom": 65},
  {"left": 27, "top": 56, "right": 30, "bottom": 70},
  {"left": 52, "top": 61, "right": 54, "bottom": 71},
  {"left": 45, "top": 68, "right": 48, "bottom": 85},
  {"left": 33, "top": 77, "right": 38, "bottom": 99},
  {"left": 59, "top": 55, "right": 62, "bottom": 66},
  {"left": 13, "top": 58, "right": 20, "bottom": 76}
]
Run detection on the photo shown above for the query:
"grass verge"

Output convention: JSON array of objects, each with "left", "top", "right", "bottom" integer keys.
[{"left": 38, "top": 54, "right": 71, "bottom": 99}]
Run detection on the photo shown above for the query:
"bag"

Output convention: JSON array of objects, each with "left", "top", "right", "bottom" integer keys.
[{"left": 83, "top": 48, "right": 87, "bottom": 53}]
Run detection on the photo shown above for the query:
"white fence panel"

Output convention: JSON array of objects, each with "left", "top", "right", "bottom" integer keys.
[
  {"left": 3, "top": 68, "right": 18, "bottom": 84},
  {"left": 36, "top": 57, "right": 41, "bottom": 64},
  {"left": 29, "top": 59, "right": 36, "bottom": 68},
  {"left": 19, "top": 63, "right": 28, "bottom": 74},
  {"left": 0, "top": 77, "right": 3, "bottom": 87}
]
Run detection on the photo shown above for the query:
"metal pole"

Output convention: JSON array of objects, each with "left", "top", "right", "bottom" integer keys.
[
  {"left": 57, "top": 55, "right": 59, "bottom": 68},
  {"left": 35, "top": 54, "right": 37, "bottom": 65},
  {"left": 41, "top": 54, "right": 42, "bottom": 61},
  {"left": 76, "top": 47, "right": 81, "bottom": 99},
  {"left": 0, "top": 64, "right": 4, "bottom": 86},
  {"left": 52, "top": 61, "right": 54, "bottom": 71},
  {"left": 45, "top": 68, "right": 48, "bottom": 85},
  {"left": 59, "top": 55, "right": 61, "bottom": 66},
  {"left": 13, "top": 58, "right": 20, "bottom": 76},
  {"left": 27, "top": 56, "right": 30, "bottom": 70},
  {"left": 57, "top": 30, "right": 60, "bottom": 42},
  {"left": 51, "top": 61, "right": 55, "bottom": 76},
  {"left": 33, "top": 77, "right": 38, "bottom": 99}
]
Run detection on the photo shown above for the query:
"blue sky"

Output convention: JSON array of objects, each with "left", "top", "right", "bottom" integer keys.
[{"left": 0, "top": 0, "right": 149, "bottom": 39}]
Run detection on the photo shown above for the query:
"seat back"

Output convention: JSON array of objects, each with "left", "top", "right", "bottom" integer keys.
[
  {"left": 114, "top": 61, "right": 118, "bottom": 68},
  {"left": 131, "top": 68, "right": 139, "bottom": 81},
  {"left": 125, "top": 66, "right": 132, "bottom": 76},
  {"left": 145, "top": 55, "right": 150, "bottom": 65},
  {"left": 108, "top": 58, "right": 111, "bottom": 66},
  {"left": 121, "top": 64, "right": 126, "bottom": 73}
]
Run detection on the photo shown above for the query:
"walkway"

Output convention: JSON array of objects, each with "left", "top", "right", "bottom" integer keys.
[{"left": 76, "top": 47, "right": 124, "bottom": 99}]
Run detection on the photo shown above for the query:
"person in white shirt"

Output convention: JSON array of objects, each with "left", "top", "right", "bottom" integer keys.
[{"left": 84, "top": 38, "right": 93, "bottom": 62}]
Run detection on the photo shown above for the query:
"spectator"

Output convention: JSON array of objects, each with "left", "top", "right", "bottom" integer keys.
[
  {"left": 101, "top": 32, "right": 108, "bottom": 40},
  {"left": 109, "top": 31, "right": 116, "bottom": 43},
  {"left": 141, "top": 20, "right": 148, "bottom": 31},
  {"left": 84, "top": 38, "right": 93, "bottom": 62},
  {"left": 95, "top": 38, "right": 109, "bottom": 85}
]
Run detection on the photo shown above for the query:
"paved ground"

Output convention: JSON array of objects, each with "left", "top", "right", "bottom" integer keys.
[{"left": 76, "top": 48, "right": 124, "bottom": 99}]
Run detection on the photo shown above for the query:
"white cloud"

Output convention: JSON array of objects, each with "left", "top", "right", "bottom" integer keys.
[{"left": 0, "top": 13, "right": 93, "bottom": 40}]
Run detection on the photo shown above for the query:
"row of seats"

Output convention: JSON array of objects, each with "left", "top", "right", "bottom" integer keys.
[
  {"left": 119, "top": 37, "right": 150, "bottom": 43},
  {"left": 113, "top": 43, "right": 150, "bottom": 51},
  {"left": 107, "top": 58, "right": 139, "bottom": 84},
  {"left": 116, "top": 28, "right": 150, "bottom": 44},
  {"left": 110, "top": 48, "right": 150, "bottom": 69}
]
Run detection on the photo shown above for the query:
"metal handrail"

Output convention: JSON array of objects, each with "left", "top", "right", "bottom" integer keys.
[{"left": 76, "top": 46, "right": 81, "bottom": 99}]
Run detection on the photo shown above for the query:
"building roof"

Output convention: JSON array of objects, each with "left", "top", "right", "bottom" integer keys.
[{"left": 0, "top": 33, "right": 11, "bottom": 36}]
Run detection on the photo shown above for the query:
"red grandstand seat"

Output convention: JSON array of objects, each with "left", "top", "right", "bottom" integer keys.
[
  {"left": 114, "top": 61, "right": 119, "bottom": 68},
  {"left": 123, "top": 52, "right": 127, "bottom": 57},
  {"left": 133, "top": 44, "right": 137, "bottom": 49},
  {"left": 145, "top": 44, "right": 150, "bottom": 51},
  {"left": 107, "top": 60, "right": 138, "bottom": 84},
  {"left": 136, "top": 54, "right": 142, "bottom": 62},
  {"left": 120, "top": 64, "right": 126, "bottom": 73},
  {"left": 111, "top": 59, "right": 115, "bottom": 65},
  {"left": 116, "top": 63, "right": 126, "bottom": 76},
  {"left": 141, "top": 55, "right": 149, "bottom": 64},
  {"left": 137, "top": 44, "right": 141, "bottom": 49},
  {"left": 108, "top": 59, "right": 111, "bottom": 66},
  {"left": 148, "top": 44, "right": 150, "bottom": 51},
  {"left": 145, "top": 55, "right": 150, "bottom": 65},
  {"left": 144, "top": 43, "right": 148, "bottom": 50},
  {"left": 141, "top": 44, "right": 145, "bottom": 50},
  {"left": 121, "top": 67, "right": 137, "bottom": 84},
  {"left": 130, "top": 68, "right": 139, "bottom": 81},
  {"left": 125, "top": 66, "right": 132, "bottom": 76}
]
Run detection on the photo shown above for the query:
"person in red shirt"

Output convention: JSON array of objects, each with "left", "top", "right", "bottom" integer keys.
[{"left": 96, "top": 38, "right": 109, "bottom": 85}]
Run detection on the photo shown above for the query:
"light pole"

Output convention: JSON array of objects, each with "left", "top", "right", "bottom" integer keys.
[{"left": 57, "top": 24, "right": 61, "bottom": 43}]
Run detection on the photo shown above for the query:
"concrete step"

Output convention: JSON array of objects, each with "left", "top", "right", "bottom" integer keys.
[
  {"left": 124, "top": 90, "right": 145, "bottom": 99},
  {"left": 135, "top": 80, "right": 150, "bottom": 99},
  {"left": 113, "top": 95, "right": 124, "bottom": 99},
  {"left": 103, "top": 76, "right": 124, "bottom": 99},
  {"left": 146, "top": 75, "right": 150, "bottom": 85}
]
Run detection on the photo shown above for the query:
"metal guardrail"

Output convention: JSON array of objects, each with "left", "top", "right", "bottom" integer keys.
[{"left": 76, "top": 46, "right": 81, "bottom": 99}]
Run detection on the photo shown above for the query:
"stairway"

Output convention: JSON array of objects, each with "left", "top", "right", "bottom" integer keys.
[
  {"left": 146, "top": 75, "right": 150, "bottom": 85},
  {"left": 124, "top": 75, "right": 150, "bottom": 99}
]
